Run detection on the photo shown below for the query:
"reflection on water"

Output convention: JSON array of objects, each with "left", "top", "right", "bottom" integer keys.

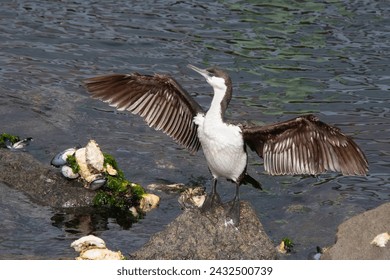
[
  {"left": 0, "top": 0, "right": 389, "bottom": 259},
  {"left": 51, "top": 207, "right": 137, "bottom": 233}
]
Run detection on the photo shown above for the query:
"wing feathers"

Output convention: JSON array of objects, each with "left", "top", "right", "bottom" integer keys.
[
  {"left": 242, "top": 114, "right": 368, "bottom": 176},
  {"left": 84, "top": 73, "right": 204, "bottom": 153}
]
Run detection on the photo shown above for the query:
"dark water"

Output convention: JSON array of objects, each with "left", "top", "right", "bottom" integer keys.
[{"left": 0, "top": 0, "right": 389, "bottom": 259}]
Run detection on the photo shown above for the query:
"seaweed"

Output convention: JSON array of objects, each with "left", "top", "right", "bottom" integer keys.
[
  {"left": 0, "top": 133, "right": 20, "bottom": 148},
  {"left": 66, "top": 154, "right": 80, "bottom": 174},
  {"left": 92, "top": 153, "right": 147, "bottom": 219}
]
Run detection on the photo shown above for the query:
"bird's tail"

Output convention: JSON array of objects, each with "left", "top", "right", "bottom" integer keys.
[{"left": 242, "top": 174, "right": 262, "bottom": 190}]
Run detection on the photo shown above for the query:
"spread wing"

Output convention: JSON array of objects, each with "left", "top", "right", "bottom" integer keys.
[
  {"left": 242, "top": 114, "right": 368, "bottom": 176},
  {"left": 84, "top": 73, "right": 204, "bottom": 153}
]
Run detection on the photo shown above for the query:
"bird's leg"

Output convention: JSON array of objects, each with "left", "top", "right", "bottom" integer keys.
[
  {"left": 225, "top": 183, "right": 241, "bottom": 226},
  {"left": 201, "top": 178, "right": 222, "bottom": 211}
]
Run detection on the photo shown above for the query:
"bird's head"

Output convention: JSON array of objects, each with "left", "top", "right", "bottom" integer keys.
[{"left": 188, "top": 64, "right": 231, "bottom": 92}]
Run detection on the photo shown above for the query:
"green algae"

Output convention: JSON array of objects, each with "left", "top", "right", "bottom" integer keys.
[
  {"left": 92, "top": 153, "right": 146, "bottom": 218},
  {"left": 66, "top": 154, "right": 80, "bottom": 174},
  {"left": 0, "top": 133, "right": 20, "bottom": 148}
]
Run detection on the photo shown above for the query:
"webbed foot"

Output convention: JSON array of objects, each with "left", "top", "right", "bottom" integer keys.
[
  {"left": 201, "top": 191, "right": 222, "bottom": 212},
  {"left": 224, "top": 199, "right": 240, "bottom": 227}
]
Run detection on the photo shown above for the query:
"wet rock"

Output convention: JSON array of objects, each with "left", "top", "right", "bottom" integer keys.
[
  {"left": 0, "top": 149, "right": 95, "bottom": 208},
  {"left": 321, "top": 202, "right": 390, "bottom": 260},
  {"left": 131, "top": 201, "right": 277, "bottom": 260}
]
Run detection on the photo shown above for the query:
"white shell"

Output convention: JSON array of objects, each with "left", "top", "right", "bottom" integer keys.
[
  {"left": 71, "top": 235, "right": 106, "bottom": 252},
  {"left": 6, "top": 137, "right": 33, "bottom": 150},
  {"left": 61, "top": 165, "right": 79, "bottom": 179},
  {"left": 178, "top": 187, "right": 206, "bottom": 209},
  {"left": 51, "top": 147, "right": 76, "bottom": 167},
  {"left": 71, "top": 235, "right": 124, "bottom": 260},
  {"left": 75, "top": 147, "right": 100, "bottom": 183},
  {"left": 85, "top": 140, "right": 104, "bottom": 172},
  {"left": 105, "top": 163, "right": 118, "bottom": 176},
  {"left": 75, "top": 140, "right": 105, "bottom": 183},
  {"left": 370, "top": 232, "right": 390, "bottom": 247},
  {"left": 75, "top": 147, "right": 91, "bottom": 180},
  {"left": 139, "top": 193, "right": 160, "bottom": 212},
  {"left": 77, "top": 248, "right": 124, "bottom": 260}
]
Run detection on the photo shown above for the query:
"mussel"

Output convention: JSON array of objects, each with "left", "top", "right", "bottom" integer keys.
[
  {"left": 5, "top": 137, "right": 33, "bottom": 151},
  {"left": 51, "top": 147, "right": 77, "bottom": 167},
  {"left": 61, "top": 165, "right": 80, "bottom": 179},
  {"left": 86, "top": 177, "right": 107, "bottom": 190}
]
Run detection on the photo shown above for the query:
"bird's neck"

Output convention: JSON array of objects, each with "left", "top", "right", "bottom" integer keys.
[{"left": 207, "top": 86, "right": 228, "bottom": 122}]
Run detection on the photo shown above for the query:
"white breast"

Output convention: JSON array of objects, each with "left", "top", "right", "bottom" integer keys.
[{"left": 194, "top": 112, "right": 247, "bottom": 182}]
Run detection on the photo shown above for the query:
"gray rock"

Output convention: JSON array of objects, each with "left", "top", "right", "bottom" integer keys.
[
  {"left": 321, "top": 202, "right": 390, "bottom": 260},
  {"left": 0, "top": 149, "right": 95, "bottom": 208},
  {"left": 131, "top": 201, "right": 277, "bottom": 260}
]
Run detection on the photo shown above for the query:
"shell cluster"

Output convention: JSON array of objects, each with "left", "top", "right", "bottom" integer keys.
[
  {"left": 51, "top": 140, "right": 117, "bottom": 190},
  {"left": 178, "top": 186, "right": 206, "bottom": 209}
]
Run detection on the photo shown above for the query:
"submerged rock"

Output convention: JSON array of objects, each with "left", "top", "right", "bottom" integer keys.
[
  {"left": 321, "top": 202, "right": 390, "bottom": 260},
  {"left": 131, "top": 201, "right": 277, "bottom": 260}
]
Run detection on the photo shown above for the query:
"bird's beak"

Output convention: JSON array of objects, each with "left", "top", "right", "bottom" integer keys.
[{"left": 187, "top": 64, "right": 212, "bottom": 81}]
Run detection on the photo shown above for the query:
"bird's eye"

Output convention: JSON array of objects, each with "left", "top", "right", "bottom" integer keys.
[{"left": 206, "top": 67, "right": 216, "bottom": 74}]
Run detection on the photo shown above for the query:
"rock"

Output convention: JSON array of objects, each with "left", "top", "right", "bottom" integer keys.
[
  {"left": 71, "top": 235, "right": 124, "bottom": 260},
  {"left": 131, "top": 201, "right": 277, "bottom": 260},
  {"left": 0, "top": 149, "right": 95, "bottom": 208},
  {"left": 139, "top": 193, "right": 160, "bottom": 212},
  {"left": 71, "top": 235, "right": 106, "bottom": 252},
  {"left": 321, "top": 202, "right": 390, "bottom": 260}
]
